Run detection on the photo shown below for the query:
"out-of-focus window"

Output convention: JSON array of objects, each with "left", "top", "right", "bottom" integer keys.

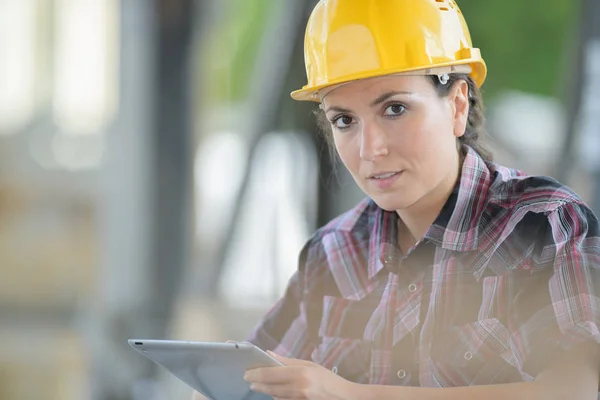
[
  {"left": 0, "top": 1, "right": 36, "bottom": 134},
  {"left": 50, "top": 0, "right": 119, "bottom": 171},
  {"left": 0, "top": 0, "right": 119, "bottom": 171},
  {"left": 53, "top": 0, "right": 119, "bottom": 137}
]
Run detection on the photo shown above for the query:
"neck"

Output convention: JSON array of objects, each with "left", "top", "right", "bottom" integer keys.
[{"left": 397, "top": 152, "right": 463, "bottom": 247}]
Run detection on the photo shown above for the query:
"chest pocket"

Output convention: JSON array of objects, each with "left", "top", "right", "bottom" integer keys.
[
  {"left": 311, "top": 296, "right": 373, "bottom": 383},
  {"left": 430, "top": 318, "right": 522, "bottom": 386}
]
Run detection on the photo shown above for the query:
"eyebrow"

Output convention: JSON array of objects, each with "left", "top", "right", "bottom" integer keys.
[
  {"left": 370, "top": 90, "right": 413, "bottom": 107},
  {"left": 323, "top": 105, "right": 352, "bottom": 114},
  {"left": 324, "top": 90, "right": 413, "bottom": 114}
]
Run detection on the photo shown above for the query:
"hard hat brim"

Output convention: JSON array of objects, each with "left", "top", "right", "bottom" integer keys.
[{"left": 291, "top": 59, "right": 487, "bottom": 103}]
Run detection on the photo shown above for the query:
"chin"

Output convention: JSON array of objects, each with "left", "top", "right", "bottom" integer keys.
[{"left": 369, "top": 191, "right": 420, "bottom": 212}]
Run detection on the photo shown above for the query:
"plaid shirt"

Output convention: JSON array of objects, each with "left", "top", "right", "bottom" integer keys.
[{"left": 246, "top": 146, "right": 600, "bottom": 387}]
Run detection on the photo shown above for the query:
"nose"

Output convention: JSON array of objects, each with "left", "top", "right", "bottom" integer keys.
[{"left": 359, "top": 121, "right": 388, "bottom": 161}]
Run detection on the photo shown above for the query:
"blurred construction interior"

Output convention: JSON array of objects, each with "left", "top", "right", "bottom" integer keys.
[{"left": 0, "top": 0, "right": 599, "bottom": 399}]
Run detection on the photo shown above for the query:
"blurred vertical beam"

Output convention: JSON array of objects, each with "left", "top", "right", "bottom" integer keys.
[
  {"left": 90, "top": 0, "right": 195, "bottom": 398},
  {"left": 150, "top": 0, "right": 194, "bottom": 339},
  {"left": 91, "top": 0, "right": 156, "bottom": 398},
  {"left": 558, "top": 0, "right": 600, "bottom": 213},
  {"left": 556, "top": 0, "right": 597, "bottom": 183},
  {"left": 581, "top": 0, "right": 600, "bottom": 214}
]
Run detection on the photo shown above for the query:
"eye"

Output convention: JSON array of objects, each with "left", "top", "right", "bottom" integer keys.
[
  {"left": 331, "top": 115, "right": 354, "bottom": 130},
  {"left": 383, "top": 103, "right": 406, "bottom": 117}
]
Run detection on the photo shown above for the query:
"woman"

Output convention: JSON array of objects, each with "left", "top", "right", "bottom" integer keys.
[{"left": 195, "top": 0, "right": 600, "bottom": 398}]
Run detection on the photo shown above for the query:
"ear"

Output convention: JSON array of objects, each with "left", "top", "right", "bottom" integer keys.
[{"left": 449, "top": 80, "right": 469, "bottom": 138}]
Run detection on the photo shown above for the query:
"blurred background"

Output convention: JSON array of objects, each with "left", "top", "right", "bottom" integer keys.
[{"left": 0, "top": 0, "right": 598, "bottom": 399}]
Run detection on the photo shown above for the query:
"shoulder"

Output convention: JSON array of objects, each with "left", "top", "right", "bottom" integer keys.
[
  {"left": 483, "top": 162, "right": 599, "bottom": 244},
  {"left": 486, "top": 163, "right": 583, "bottom": 212}
]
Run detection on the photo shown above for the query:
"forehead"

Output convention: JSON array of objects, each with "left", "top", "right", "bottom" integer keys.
[{"left": 320, "top": 75, "right": 433, "bottom": 107}]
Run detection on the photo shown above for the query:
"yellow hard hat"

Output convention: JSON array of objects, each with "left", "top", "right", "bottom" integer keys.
[{"left": 291, "top": 0, "right": 487, "bottom": 102}]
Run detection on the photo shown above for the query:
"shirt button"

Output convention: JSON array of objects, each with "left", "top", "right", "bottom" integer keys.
[
  {"left": 396, "top": 369, "right": 407, "bottom": 379},
  {"left": 331, "top": 366, "right": 338, "bottom": 374},
  {"left": 408, "top": 283, "right": 417, "bottom": 292},
  {"left": 464, "top": 351, "right": 473, "bottom": 361}
]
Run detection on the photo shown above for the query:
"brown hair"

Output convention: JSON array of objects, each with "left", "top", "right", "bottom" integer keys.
[{"left": 314, "top": 74, "right": 494, "bottom": 163}]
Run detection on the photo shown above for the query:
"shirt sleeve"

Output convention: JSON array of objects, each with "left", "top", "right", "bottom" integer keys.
[
  {"left": 244, "top": 239, "right": 317, "bottom": 360},
  {"left": 511, "top": 201, "right": 600, "bottom": 378}
]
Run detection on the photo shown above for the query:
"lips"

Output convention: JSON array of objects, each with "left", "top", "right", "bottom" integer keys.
[
  {"left": 369, "top": 171, "right": 402, "bottom": 180},
  {"left": 368, "top": 170, "right": 403, "bottom": 190}
]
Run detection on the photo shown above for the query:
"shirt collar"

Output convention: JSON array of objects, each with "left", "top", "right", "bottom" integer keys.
[{"left": 367, "top": 146, "right": 491, "bottom": 279}]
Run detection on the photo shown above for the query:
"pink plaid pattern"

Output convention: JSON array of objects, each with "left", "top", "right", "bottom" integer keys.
[{"left": 246, "top": 146, "right": 600, "bottom": 387}]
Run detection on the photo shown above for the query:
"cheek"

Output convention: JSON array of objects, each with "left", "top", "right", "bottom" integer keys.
[
  {"left": 403, "top": 118, "right": 457, "bottom": 171},
  {"left": 391, "top": 119, "right": 433, "bottom": 156},
  {"left": 333, "top": 135, "right": 359, "bottom": 170}
]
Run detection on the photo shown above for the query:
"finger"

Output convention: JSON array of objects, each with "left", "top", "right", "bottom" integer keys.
[
  {"left": 245, "top": 365, "right": 306, "bottom": 384},
  {"left": 250, "top": 383, "right": 298, "bottom": 399},
  {"left": 268, "top": 351, "right": 315, "bottom": 366},
  {"left": 244, "top": 366, "right": 287, "bottom": 384}
]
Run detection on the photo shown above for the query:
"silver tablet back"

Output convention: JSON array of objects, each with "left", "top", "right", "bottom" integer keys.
[{"left": 129, "top": 339, "right": 282, "bottom": 400}]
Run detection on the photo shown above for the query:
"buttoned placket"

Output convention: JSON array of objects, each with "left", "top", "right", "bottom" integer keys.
[{"left": 389, "top": 240, "right": 436, "bottom": 386}]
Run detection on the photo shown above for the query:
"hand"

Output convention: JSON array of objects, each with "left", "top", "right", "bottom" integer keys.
[{"left": 243, "top": 351, "right": 359, "bottom": 400}]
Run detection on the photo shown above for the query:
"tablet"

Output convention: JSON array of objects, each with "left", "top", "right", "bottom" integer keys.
[{"left": 128, "top": 339, "right": 282, "bottom": 400}]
